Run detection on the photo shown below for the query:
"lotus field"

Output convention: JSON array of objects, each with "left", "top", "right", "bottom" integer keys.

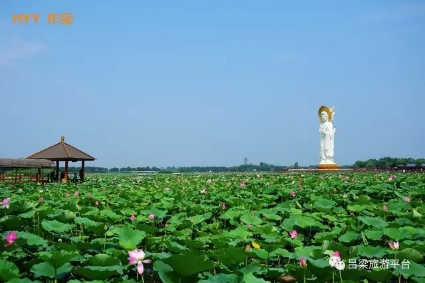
[{"left": 1, "top": 173, "right": 425, "bottom": 283}]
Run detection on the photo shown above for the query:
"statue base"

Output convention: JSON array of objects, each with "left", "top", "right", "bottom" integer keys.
[{"left": 317, "top": 163, "right": 339, "bottom": 170}]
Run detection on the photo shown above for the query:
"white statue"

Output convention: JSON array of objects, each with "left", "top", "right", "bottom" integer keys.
[{"left": 318, "top": 105, "right": 336, "bottom": 165}]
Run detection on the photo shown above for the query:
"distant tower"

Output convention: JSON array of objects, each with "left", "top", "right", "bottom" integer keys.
[{"left": 244, "top": 157, "right": 248, "bottom": 165}]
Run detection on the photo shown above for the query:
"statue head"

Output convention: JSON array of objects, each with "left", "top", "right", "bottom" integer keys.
[
  {"left": 318, "top": 105, "right": 334, "bottom": 122},
  {"left": 320, "top": 111, "right": 328, "bottom": 122}
]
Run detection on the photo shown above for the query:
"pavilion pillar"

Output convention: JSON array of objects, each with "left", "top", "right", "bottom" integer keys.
[
  {"left": 81, "top": 161, "right": 85, "bottom": 182},
  {"left": 56, "top": 161, "right": 60, "bottom": 181},
  {"left": 64, "top": 161, "right": 69, "bottom": 183},
  {"left": 36, "top": 168, "right": 41, "bottom": 182}
]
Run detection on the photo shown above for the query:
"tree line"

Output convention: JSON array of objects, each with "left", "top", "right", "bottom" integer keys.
[
  {"left": 55, "top": 157, "right": 425, "bottom": 173},
  {"left": 352, "top": 157, "right": 425, "bottom": 170}
]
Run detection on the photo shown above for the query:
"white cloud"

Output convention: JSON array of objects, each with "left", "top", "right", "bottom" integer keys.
[{"left": 0, "top": 23, "right": 46, "bottom": 65}]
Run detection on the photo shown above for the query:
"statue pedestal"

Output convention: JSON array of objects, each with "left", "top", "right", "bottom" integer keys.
[{"left": 317, "top": 163, "right": 339, "bottom": 171}]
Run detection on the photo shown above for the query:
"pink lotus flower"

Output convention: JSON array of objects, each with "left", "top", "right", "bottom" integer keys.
[
  {"left": 300, "top": 257, "right": 307, "bottom": 268},
  {"left": 388, "top": 175, "right": 396, "bottom": 181},
  {"left": 1, "top": 198, "right": 10, "bottom": 209},
  {"left": 104, "top": 225, "right": 108, "bottom": 230},
  {"left": 165, "top": 187, "right": 170, "bottom": 191},
  {"left": 130, "top": 215, "right": 136, "bottom": 221},
  {"left": 128, "top": 249, "right": 152, "bottom": 274},
  {"left": 4, "top": 232, "right": 17, "bottom": 246},
  {"left": 39, "top": 197, "right": 44, "bottom": 202},
  {"left": 95, "top": 201, "right": 99, "bottom": 206},
  {"left": 65, "top": 193, "right": 70, "bottom": 198},
  {"left": 240, "top": 183, "right": 245, "bottom": 188},
  {"left": 206, "top": 179, "right": 211, "bottom": 184},
  {"left": 74, "top": 191, "right": 79, "bottom": 197},
  {"left": 333, "top": 251, "right": 341, "bottom": 260},
  {"left": 290, "top": 191, "right": 296, "bottom": 197},
  {"left": 403, "top": 197, "right": 410, "bottom": 202},
  {"left": 382, "top": 205, "right": 387, "bottom": 211},
  {"left": 148, "top": 214, "right": 155, "bottom": 220},
  {"left": 289, "top": 230, "right": 298, "bottom": 239},
  {"left": 221, "top": 204, "right": 226, "bottom": 210},
  {"left": 245, "top": 245, "right": 252, "bottom": 252},
  {"left": 200, "top": 187, "right": 207, "bottom": 194},
  {"left": 333, "top": 188, "right": 337, "bottom": 193},
  {"left": 389, "top": 241, "right": 399, "bottom": 250},
  {"left": 247, "top": 224, "right": 252, "bottom": 230}
]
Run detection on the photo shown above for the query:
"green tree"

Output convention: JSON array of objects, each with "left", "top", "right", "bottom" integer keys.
[{"left": 366, "top": 161, "right": 375, "bottom": 169}]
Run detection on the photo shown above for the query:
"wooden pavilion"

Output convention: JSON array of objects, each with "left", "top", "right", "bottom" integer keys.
[
  {"left": 27, "top": 136, "right": 96, "bottom": 183},
  {"left": 0, "top": 158, "right": 54, "bottom": 183}
]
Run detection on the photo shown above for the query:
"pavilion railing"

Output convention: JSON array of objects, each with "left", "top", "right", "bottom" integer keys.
[{"left": 0, "top": 173, "right": 50, "bottom": 183}]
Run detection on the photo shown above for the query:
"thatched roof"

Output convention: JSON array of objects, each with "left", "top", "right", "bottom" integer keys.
[
  {"left": 27, "top": 136, "right": 96, "bottom": 161},
  {"left": 0, "top": 159, "right": 55, "bottom": 168}
]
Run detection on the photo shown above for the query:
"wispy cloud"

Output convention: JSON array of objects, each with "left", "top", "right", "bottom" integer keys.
[
  {"left": 0, "top": 23, "right": 46, "bottom": 65},
  {"left": 360, "top": 2, "right": 425, "bottom": 23}
]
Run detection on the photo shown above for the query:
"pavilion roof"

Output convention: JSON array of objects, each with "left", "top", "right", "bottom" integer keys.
[
  {"left": 27, "top": 136, "right": 96, "bottom": 161},
  {"left": 0, "top": 158, "right": 55, "bottom": 168}
]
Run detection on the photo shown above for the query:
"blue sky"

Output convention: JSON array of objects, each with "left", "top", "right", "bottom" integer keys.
[{"left": 0, "top": 1, "right": 424, "bottom": 168}]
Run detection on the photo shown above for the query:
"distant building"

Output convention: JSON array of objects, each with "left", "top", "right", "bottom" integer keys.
[{"left": 406, "top": 164, "right": 417, "bottom": 171}]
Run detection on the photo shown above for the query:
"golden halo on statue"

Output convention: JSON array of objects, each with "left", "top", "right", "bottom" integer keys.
[{"left": 318, "top": 106, "right": 334, "bottom": 122}]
